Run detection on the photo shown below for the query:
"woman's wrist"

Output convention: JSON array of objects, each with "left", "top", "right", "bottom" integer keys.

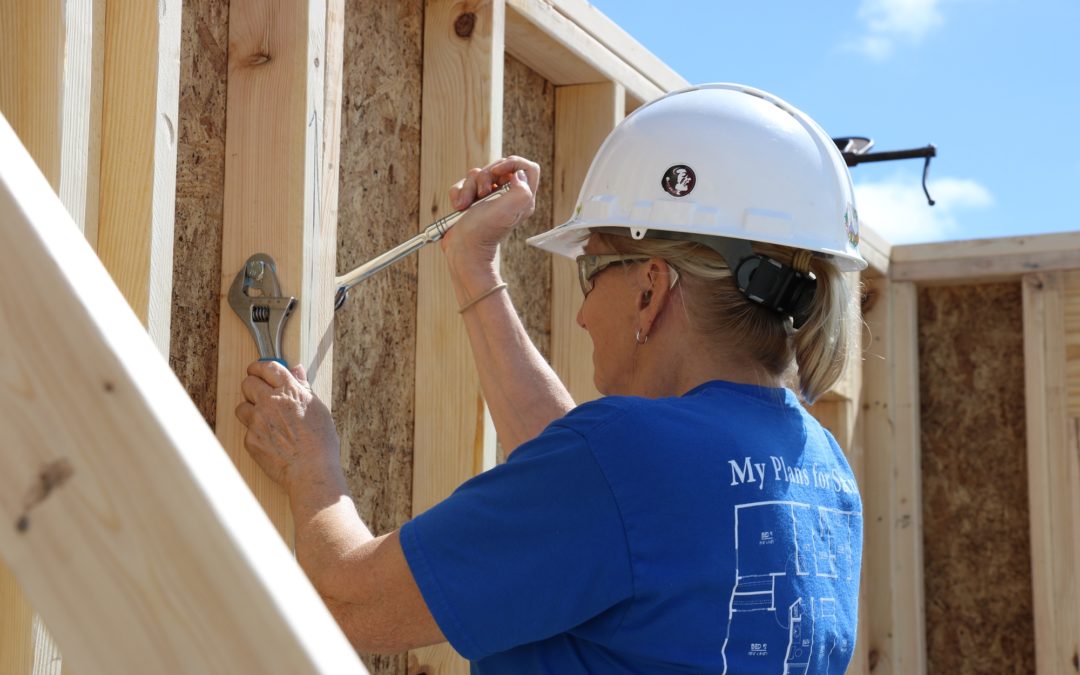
[{"left": 445, "top": 249, "right": 503, "bottom": 304}]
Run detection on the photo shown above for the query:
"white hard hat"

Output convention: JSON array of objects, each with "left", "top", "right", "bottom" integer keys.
[{"left": 527, "top": 83, "right": 867, "bottom": 272}]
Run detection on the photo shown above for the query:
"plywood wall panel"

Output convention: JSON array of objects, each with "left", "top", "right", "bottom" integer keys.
[
  {"left": 917, "top": 283, "right": 1034, "bottom": 674},
  {"left": 170, "top": 0, "right": 230, "bottom": 426},
  {"left": 501, "top": 54, "right": 555, "bottom": 361},
  {"left": 333, "top": 1, "right": 425, "bottom": 672}
]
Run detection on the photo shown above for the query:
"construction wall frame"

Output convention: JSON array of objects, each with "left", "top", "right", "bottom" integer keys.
[{"left": 2, "top": 1, "right": 1079, "bottom": 674}]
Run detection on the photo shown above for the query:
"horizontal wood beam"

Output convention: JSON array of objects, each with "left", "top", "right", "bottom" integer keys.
[
  {"left": 544, "top": 0, "right": 687, "bottom": 93},
  {"left": 0, "top": 112, "right": 365, "bottom": 675},
  {"left": 890, "top": 231, "right": 1080, "bottom": 284},
  {"left": 505, "top": 0, "right": 663, "bottom": 106}
]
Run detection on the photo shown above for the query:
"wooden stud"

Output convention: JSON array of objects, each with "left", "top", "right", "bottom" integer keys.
[
  {"left": 1060, "top": 270, "right": 1080, "bottom": 417},
  {"left": 1023, "top": 271, "right": 1080, "bottom": 673},
  {"left": 857, "top": 275, "right": 898, "bottom": 674},
  {"left": 890, "top": 232, "right": 1080, "bottom": 284},
  {"left": 0, "top": 0, "right": 103, "bottom": 242},
  {"left": 94, "top": 0, "right": 182, "bottom": 352},
  {"left": 0, "top": 1, "right": 64, "bottom": 193},
  {"left": 504, "top": 0, "right": 662, "bottom": 107},
  {"left": 889, "top": 280, "right": 927, "bottom": 674},
  {"left": 550, "top": 82, "right": 623, "bottom": 404},
  {"left": 858, "top": 224, "right": 891, "bottom": 278},
  {"left": 213, "top": 0, "right": 344, "bottom": 541},
  {"left": 0, "top": 564, "right": 34, "bottom": 675},
  {"left": 0, "top": 113, "right": 366, "bottom": 675},
  {"left": 411, "top": 1, "right": 504, "bottom": 672},
  {"left": 1, "top": 3, "right": 105, "bottom": 671}
]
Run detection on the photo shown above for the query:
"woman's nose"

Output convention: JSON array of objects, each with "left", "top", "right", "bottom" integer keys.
[{"left": 576, "top": 302, "right": 586, "bottom": 330}]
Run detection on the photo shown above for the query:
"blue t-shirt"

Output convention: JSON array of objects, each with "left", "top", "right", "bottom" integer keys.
[{"left": 400, "top": 380, "right": 863, "bottom": 673}]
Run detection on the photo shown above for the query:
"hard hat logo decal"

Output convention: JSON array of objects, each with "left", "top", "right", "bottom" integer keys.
[
  {"left": 844, "top": 203, "right": 860, "bottom": 247},
  {"left": 662, "top": 165, "right": 696, "bottom": 197}
]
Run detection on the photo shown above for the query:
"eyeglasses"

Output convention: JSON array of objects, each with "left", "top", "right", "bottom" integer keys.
[{"left": 575, "top": 254, "right": 679, "bottom": 297}]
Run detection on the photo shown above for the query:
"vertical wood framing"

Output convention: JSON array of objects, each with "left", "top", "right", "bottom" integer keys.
[
  {"left": 0, "top": 0, "right": 103, "bottom": 241},
  {"left": 858, "top": 275, "right": 898, "bottom": 674},
  {"left": 411, "top": 2, "right": 504, "bottom": 672},
  {"left": 550, "top": 81, "right": 623, "bottom": 404},
  {"left": 0, "top": 117, "right": 365, "bottom": 674},
  {"left": 95, "top": 0, "right": 182, "bottom": 352},
  {"left": 890, "top": 280, "right": 927, "bottom": 674},
  {"left": 1, "top": 3, "right": 104, "bottom": 671},
  {"left": 1023, "top": 272, "right": 1080, "bottom": 674},
  {"left": 0, "top": 564, "right": 34, "bottom": 674},
  {"left": 213, "top": 0, "right": 343, "bottom": 540}
]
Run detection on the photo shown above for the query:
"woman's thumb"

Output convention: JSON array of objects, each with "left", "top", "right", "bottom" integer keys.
[{"left": 290, "top": 363, "right": 308, "bottom": 384}]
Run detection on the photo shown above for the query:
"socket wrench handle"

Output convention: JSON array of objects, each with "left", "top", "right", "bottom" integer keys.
[{"left": 334, "top": 183, "right": 511, "bottom": 310}]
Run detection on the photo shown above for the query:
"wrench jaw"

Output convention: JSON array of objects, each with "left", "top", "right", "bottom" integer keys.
[{"left": 228, "top": 254, "right": 296, "bottom": 366}]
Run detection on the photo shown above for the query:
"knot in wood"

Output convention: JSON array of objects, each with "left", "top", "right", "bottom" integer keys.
[
  {"left": 454, "top": 12, "right": 476, "bottom": 38},
  {"left": 247, "top": 52, "right": 272, "bottom": 66}
]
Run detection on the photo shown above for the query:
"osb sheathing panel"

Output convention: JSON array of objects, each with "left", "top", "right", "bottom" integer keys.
[
  {"left": 917, "top": 283, "right": 1034, "bottom": 674},
  {"left": 171, "top": 0, "right": 229, "bottom": 425},
  {"left": 501, "top": 54, "right": 555, "bottom": 360},
  {"left": 333, "top": 1, "right": 424, "bottom": 672}
]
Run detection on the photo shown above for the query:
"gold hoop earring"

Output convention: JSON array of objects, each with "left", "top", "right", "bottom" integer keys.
[{"left": 635, "top": 329, "right": 649, "bottom": 345}]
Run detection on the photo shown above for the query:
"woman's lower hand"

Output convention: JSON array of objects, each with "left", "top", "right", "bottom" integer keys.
[
  {"left": 234, "top": 361, "right": 342, "bottom": 495},
  {"left": 441, "top": 155, "right": 540, "bottom": 266}
]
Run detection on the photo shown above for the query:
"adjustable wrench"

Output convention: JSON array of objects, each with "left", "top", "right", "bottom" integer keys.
[{"left": 228, "top": 253, "right": 296, "bottom": 366}]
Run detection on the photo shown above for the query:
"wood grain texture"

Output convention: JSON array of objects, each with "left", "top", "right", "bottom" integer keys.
[
  {"left": 95, "top": 0, "right": 182, "bottom": 352},
  {"left": 858, "top": 276, "right": 897, "bottom": 675},
  {"left": 1023, "top": 272, "right": 1080, "bottom": 675},
  {"left": 171, "top": 0, "right": 230, "bottom": 427},
  {"left": 214, "top": 0, "right": 342, "bottom": 540},
  {"left": 890, "top": 281, "right": 928, "bottom": 675},
  {"left": 0, "top": 114, "right": 366, "bottom": 674},
  {"left": 411, "top": 1, "right": 504, "bottom": 672},
  {"left": 0, "top": 4, "right": 63, "bottom": 670},
  {"left": 538, "top": 0, "right": 687, "bottom": 92},
  {"left": 550, "top": 82, "right": 622, "bottom": 404},
  {"left": 504, "top": 0, "right": 661, "bottom": 106},
  {"left": 0, "top": 562, "right": 34, "bottom": 675},
  {"left": 1062, "top": 270, "right": 1080, "bottom": 417},
  {"left": 332, "top": 1, "right": 425, "bottom": 671},
  {"left": 0, "top": 1, "right": 64, "bottom": 192},
  {"left": 0, "top": 4, "right": 102, "bottom": 670},
  {"left": 918, "top": 283, "right": 1034, "bottom": 674},
  {"left": 501, "top": 54, "right": 555, "bottom": 361},
  {"left": 890, "top": 232, "right": 1080, "bottom": 284}
]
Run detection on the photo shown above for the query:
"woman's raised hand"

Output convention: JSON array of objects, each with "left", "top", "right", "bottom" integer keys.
[{"left": 441, "top": 156, "right": 540, "bottom": 265}]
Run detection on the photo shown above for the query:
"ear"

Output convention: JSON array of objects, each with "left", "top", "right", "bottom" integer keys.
[{"left": 634, "top": 258, "right": 677, "bottom": 338}]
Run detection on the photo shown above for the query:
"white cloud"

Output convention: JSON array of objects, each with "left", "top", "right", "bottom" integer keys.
[
  {"left": 845, "top": 0, "right": 945, "bottom": 60},
  {"left": 854, "top": 174, "right": 993, "bottom": 244}
]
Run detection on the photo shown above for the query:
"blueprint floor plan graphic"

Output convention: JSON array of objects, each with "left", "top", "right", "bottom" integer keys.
[{"left": 721, "top": 501, "right": 862, "bottom": 674}]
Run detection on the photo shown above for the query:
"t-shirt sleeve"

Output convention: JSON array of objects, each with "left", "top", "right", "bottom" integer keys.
[{"left": 399, "top": 422, "right": 634, "bottom": 660}]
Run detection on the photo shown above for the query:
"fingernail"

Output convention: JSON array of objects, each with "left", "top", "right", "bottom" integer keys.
[{"left": 516, "top": 170, "right": 527, "bottom": 182}]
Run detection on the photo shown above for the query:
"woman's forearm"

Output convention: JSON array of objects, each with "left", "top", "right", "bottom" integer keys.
[{"left": 447, "top": 253, "right": 576, "bottom": 453}]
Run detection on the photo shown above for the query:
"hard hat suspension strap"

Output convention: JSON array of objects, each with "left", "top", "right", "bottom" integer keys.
[{"left": 595, "top": 227, "right": 817, "bottom": 328}]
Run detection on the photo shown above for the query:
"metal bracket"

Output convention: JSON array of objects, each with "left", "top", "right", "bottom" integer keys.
[{"left": 228, "top": 253, "right": 296, "bottom": 366}]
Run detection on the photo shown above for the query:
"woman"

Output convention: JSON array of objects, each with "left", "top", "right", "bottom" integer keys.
[{"left": 236, "top": 84, "right": 865, "bottom": 673}]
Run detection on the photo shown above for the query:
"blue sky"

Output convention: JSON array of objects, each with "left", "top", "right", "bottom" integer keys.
[{"left": 587, "top": 0, "right": 1080, "bottom": 245}]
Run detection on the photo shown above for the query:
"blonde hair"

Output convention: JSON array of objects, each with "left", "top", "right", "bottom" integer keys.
[{"left": 595, "top": 232, "right": 856, "bottom": 404}]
